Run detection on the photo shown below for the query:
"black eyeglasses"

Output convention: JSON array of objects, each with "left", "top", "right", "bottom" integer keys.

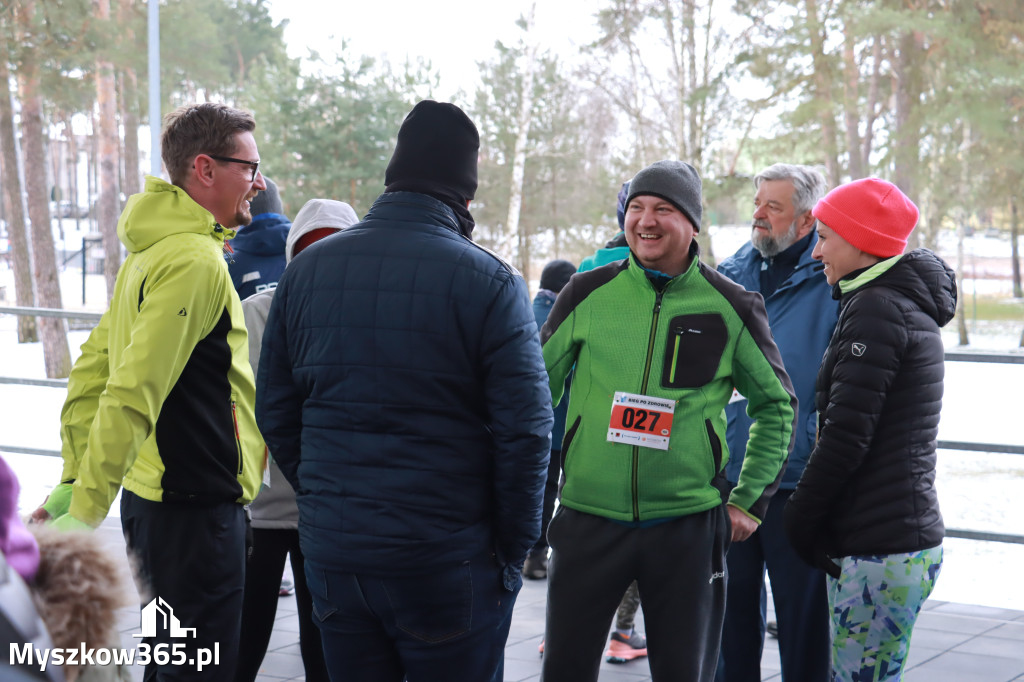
[{"left": 208, "top": 154, "right": 260, "bottom": 181}]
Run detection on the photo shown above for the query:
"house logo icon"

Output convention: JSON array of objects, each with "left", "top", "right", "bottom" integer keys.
[{"left": 133, "top": 597, "right": 197, "bottom": 639}]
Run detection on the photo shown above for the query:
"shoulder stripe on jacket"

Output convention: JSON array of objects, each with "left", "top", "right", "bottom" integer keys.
[{"left": 540, "top": 259, "right": 628, "bottom": 346}]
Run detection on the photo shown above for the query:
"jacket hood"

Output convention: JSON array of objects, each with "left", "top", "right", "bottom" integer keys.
[
  {"left": 286, "top": 199, "right": 359, "bottom": 262},
  {"left": 29, "top": 525, "right": 135, "bottom": 664},
  {"left": 841, "top": 248, "right": 957, "bottom": 327},
  {"left": 118, "top": 176, "right": 234, "bottom": 253},
  {"left": 232, "top": 212, "right": 291, "bottom": 256}
]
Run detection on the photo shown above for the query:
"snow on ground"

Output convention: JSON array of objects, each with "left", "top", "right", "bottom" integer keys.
[{"left": 1, "top": 221, "right": 1023, "bottom": 610}]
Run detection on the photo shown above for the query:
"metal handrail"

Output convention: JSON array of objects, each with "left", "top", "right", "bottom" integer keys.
[
  {"left": 0, "top": 376, "right": 68, "bottom": 388},
  {"left": 2, "top": 305, "right": 1023, "bottom": 545},
  {"left": 1, "top": 445, "right": 61, "bottom": 457},
  {"left": 944, "top": 529, "right": 1024, "bottom": 545},
  {"left": 0, "top": 305, "right": 103, "bottom": 323},
  {"left": 944, "top": 350, "right": 1024, "bottom": 364},
  {"left": 938, "top": 440, "right": 1024, "bottom": 455}
]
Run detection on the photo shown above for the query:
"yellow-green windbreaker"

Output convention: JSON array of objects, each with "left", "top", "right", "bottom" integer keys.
[{"left": 60, "top": 176, "right": 264, "bottom": 526}]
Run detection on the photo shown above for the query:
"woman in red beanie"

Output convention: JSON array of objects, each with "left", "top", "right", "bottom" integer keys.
[{"left": 783, "top": 178, "right": 957, "bottom": 681}]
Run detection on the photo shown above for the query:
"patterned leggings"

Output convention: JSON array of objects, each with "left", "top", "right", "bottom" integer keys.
[{"left": 829, "top": 546, "right": 943, "bottom": 682}]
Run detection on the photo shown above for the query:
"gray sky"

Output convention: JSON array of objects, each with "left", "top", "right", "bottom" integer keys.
[{"left": 266, "top": 0, "right": 598, "bottom": 98}]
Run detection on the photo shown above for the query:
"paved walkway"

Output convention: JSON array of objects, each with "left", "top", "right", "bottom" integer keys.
[{"left": 97, "top": 518, "right": 1024, "bottom": 682}]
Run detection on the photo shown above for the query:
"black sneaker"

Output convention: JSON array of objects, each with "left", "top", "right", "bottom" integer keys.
[{"left": 766, "top": 620, "right": 779, "bottom": 638}]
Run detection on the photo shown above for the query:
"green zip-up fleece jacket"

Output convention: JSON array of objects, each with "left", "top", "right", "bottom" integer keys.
[
  {"left": 59, "top": 176, "right": 265, "bottom": 527},
  {"left": 541, "top": 249, "right": 797, "bottom": 523}
]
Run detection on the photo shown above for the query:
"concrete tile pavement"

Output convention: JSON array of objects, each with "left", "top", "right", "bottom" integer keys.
[{"left": 95, "top": 514, "right": 1024, "bottom": 682}]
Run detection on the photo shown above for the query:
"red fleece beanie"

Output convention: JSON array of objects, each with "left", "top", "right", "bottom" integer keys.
[{"left": 812, "top": 178, "right": 918, "bottom": 258}]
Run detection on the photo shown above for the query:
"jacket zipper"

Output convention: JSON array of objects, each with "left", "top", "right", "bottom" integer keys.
[
  {"left": 669, "top": 330, "right": 683, "bottom": 384},
  {"left": 633, "top": 290, "right": 664, "bottom": 521},
  {"left": 231, "top": 400, "right": 243, "bottom": 475}
]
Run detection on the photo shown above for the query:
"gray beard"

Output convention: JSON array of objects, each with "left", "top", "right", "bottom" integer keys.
[{"left": 752, "top": 220, "right": 799, "bottom": 258}]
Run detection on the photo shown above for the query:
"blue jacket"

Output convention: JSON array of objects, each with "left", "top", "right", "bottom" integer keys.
[
  {"left": 717, "top": 234, "right": 838, "bottom": 488},
  {"left": 227, "top": 212, "right": 290, "bottom": 299},
  {"left": 533, "top": 290, "right": 569, "bottom": 450},
  {"left": 256, "top": 191, "right": 553, "bottom": 578}
]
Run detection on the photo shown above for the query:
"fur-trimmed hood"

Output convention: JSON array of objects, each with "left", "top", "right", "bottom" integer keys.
[{"left": 29, "top": 526, "right": 134, "bottom": 679}]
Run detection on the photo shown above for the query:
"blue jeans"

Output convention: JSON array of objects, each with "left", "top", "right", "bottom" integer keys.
[
  {"left": 717, "top": 489, "right": 831, "bottom": 682},
  {"left": 305, "top": 552, "right": 520, "bottom": 682}
]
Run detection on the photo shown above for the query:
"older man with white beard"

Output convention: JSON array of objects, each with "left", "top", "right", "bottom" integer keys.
[{"left": 715, "top": 164, "right": 838, "bottom": 682}]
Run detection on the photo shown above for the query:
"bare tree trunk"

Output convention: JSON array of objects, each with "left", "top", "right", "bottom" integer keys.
[
  {"left": 120, "top": 71, "right": 141, "bottom": 197},
  {"left": 62, "top": 115, "right": 83, "bottom": 233},
  {"left": 96, "top": 0, "right": 122, "bottom": 301},
  {"left": 18, "top": 23, "right": 72, "bottom": 377},
  {"left": 50, "top": 121, "right": 65, "bottom": 242},
  {"left": 507, "top": 3, "right": 537, "bottom": 282},
  {"left": 894, "top": 29, "right": 925, "bottom": 250},
  {"left": 861, "top": 37, "right": 883, "bottom": 175},
  {"left": 684, "top": 0, "right": 698, "bottom": 163},
  {"left": 805, "top": 0, "right": 840, "bottom": 187},
  {"left": 954, "top": 219, "right": 969, "bottom": 346},
  {"left": 1011, "top": 194, "right": 1022, "bottom": 299},
  {"left": 842, "top": 22, "right": 864, "bottom": 180},
  {"left": 118, "top": 0, "right": 142, "bottom": 198},
  {"left": 954, "top": 123, "right": 970, "bottom": 346},
  {"left": 0, "top": 37, "right": 38, "bottom": 342},
  {"left": 680, "top": 0, "right": 713, "bottom": 265}
]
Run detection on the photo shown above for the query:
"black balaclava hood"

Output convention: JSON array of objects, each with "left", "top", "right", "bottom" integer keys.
[{"left": 384, "top": 100, "right": 480, "bottom": 238}]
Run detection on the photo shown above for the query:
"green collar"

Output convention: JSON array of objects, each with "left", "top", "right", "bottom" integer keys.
[{"left": 838, "top": 255, "right": 903, "bottom": 295}]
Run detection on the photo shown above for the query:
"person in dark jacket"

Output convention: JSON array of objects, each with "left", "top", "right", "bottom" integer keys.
[
  {"left": 716, "top": 164, "right": 835, "bottom": 682},
  {"left": 784, "top": 177, "right": 954, "bottom": 682},
  {"left": 227, "top": 176, "right": 290, "bottom": 299},
  {"left": 255, "top": 100, "right": 553, "bottom": 682},
  {"left": 234, "top": 198, "right": 358, "bottom": 682},
  {"left": 524, "top": 258, "right": 577, "bottom": 581}
]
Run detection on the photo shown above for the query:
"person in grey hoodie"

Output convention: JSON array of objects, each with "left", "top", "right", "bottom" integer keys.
[{"left": 233, "top": 198, "right": 359, "bottom": 682}]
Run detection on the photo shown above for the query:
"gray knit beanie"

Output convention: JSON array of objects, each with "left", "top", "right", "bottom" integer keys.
[
  {"left": 250, "top": 177, "right": 283, "bottom": 216},
  {"left": 625, "top": 160, "right": 702, "bottom": 232}
]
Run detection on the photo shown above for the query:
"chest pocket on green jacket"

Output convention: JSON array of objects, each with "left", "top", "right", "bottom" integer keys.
[{"left": 662, "top": 314, "right": 728, "bottom": 388}]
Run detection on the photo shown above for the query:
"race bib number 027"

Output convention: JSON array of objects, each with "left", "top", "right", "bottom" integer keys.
[{"left": 607, "top": 391, "right": 676, "bottom": 451}]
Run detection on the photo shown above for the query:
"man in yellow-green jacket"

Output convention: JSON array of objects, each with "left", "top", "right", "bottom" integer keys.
[{"left": 32, "top": 102, "right": 267, "bottom": 681}]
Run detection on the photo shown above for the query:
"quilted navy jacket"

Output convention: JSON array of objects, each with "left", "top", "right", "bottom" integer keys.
[{"left": 255, "top": 191, "right": 553, "bottom": 577}]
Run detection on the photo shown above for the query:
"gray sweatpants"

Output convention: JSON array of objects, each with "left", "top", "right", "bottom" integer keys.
[{"left": 541, "top": 505, "right": 729, "bottom": 682}]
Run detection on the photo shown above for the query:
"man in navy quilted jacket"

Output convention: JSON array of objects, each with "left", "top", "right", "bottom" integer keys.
[{"left": 255, "top": 100, "right": 553, "bottom": 682}]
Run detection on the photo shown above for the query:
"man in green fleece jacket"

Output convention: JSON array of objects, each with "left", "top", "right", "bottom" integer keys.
[
  {"left": 32, "top": 102, "right": 267, "bottom": 681},
  {"left": 539, "top": 160, "right": 797, "bottom": 682}
]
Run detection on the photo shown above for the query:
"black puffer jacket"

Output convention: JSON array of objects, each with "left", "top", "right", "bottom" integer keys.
[{"left": 785, "top": 249, "right": 956, "bottom": 568}]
